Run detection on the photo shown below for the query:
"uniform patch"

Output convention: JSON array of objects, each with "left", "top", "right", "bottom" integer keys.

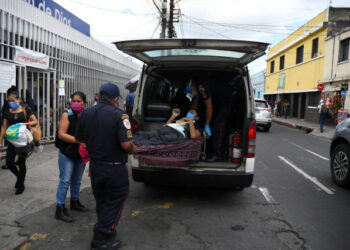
[
  {"left": 123, "top": 119, "right": 131, "bottom": 129},
  {"left": 122, "top": 114, "right": 129, "bottom": 120},
  {"left": 127, "top": 130, "right": 132, "bottom": 138},
  {"left": 198, "top": 84, "right": 207, "bottom": 99}
]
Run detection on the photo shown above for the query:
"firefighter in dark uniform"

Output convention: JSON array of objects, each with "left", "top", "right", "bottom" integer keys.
[
  {"left": 75, "top": 83, "right": 137, "bottom": 250},
  {"left": 204, "top": 75, "right": 240, "bottom": 162}
]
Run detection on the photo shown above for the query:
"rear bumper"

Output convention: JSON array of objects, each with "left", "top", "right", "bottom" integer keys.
[
  {"left": 256, "top": 119, "right": 272, "bottom": 126},
  {"left": 132, "top": 167, "right": 254, "bottom": 188}
]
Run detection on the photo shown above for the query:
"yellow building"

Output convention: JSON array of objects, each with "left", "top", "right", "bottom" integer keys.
[{"left": 265, "top": 7, "right": 350, "bottom": 122}]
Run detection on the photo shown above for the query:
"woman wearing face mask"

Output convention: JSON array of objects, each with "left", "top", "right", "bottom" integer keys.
[
  {"left": 55, "top": 91, "right": 88, "bottom": 222},
  {"left": 0, "top": 88, "right": 38, "bottom": 195}
]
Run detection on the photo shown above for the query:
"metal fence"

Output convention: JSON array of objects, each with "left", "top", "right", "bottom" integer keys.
[{"left": 0, "top": 0, "right": 141, "bottom": 142}]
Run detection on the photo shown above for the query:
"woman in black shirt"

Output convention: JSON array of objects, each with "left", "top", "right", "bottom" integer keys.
[{"left": 0, "top": 89, "right": 38, "bottom": 195}]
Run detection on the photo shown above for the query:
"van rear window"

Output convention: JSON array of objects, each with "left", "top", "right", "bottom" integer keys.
[{"left": 144, "top": 49, "right": 245, "bottom": 59}]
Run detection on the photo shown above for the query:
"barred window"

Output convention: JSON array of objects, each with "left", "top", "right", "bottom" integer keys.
[{"left": 308, "top": 92, "right": 321, "bottom": 107}]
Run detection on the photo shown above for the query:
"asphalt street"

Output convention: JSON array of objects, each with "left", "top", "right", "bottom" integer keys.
[
  {"left": 254, "top": 124, "right": 350, "bottom": 250},
  {"left": 1, "top": 123, "right": 349, "bottom": 250}
]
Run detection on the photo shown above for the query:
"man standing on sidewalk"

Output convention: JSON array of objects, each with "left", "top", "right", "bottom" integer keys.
[
  {"left": 75, "top": 83, "right": 137, "bottom": 250},
  {"left": 318, "top": 100, "right": 328, "bottom": 133}
]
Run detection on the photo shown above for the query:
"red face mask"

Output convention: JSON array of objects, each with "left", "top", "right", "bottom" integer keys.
[{"left": 71, "top": 103, "right": 84, "bottom": 113}]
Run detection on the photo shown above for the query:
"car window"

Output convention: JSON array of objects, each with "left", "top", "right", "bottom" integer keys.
[{"left": 255, "top": 101, "right": 268, "bottom": 108}]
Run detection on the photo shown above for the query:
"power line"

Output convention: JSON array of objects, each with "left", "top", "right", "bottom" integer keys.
[
  {"left": 113, "top": 17, "right": 159, "bottom": 38},
  {"left": 177, "top": 2, "right": 185, "bottom": 37},
  {"left": 180, "top": 17, "right": 328, "bottom": 36},
  {"left": 183, "top": 15, "right": 231, "bottom": 39},
  {"left": 151, "top": 21, "right": 162, "bottom": 38},
  {"left": 183, "top": 14, "right": 325, "bottom": 30}
]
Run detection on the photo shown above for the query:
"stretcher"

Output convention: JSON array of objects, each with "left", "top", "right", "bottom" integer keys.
[{"left": 135, "top": 137, "right": 204, "bottom": 167}]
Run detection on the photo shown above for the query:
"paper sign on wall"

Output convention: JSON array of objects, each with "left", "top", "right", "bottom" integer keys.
[
  {"left": 0, "top": 62, "right": 16, "bottom": 93},
  {"left": 14, "top": 46, "right": 49, "bottom": 69},
  {"left": 59, "top": 88, "right": 65, "bottom": 96},
  {"left": 59, "top": 80, "right": 65, "bottom": 88}
]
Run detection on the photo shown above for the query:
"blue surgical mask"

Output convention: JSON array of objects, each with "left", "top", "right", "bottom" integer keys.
[
  {"left": 185, "top": 112, "right": 195, "bottom": 120},
  {"left": 9, "top": 102, "right": 19, "bottom": 110}
]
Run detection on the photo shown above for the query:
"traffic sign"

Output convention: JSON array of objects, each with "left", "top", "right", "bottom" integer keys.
[{"left": 317, "top": 83, "right": 324, "bottom": 91}]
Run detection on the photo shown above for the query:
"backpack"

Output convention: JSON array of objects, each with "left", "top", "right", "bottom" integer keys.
[{"left": 321, "top": 104, "right": 328, "bottom": 114}]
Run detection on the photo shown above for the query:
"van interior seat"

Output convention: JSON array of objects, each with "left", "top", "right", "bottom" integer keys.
[{"left": 145, "top": 100, "right": 172, "bottom": 119}]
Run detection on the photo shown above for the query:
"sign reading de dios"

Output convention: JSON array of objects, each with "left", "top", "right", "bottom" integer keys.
[{"left": 23, "top": 0, "right": 90, "bottom": 37}]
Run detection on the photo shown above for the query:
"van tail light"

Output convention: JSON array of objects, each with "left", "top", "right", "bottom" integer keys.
[
  {"left": 232, "top": 132, "right": 242, "bottom": 163},
  {"left": 264, "top": 108, "right": 272, "bottom": 112},
  {"left": 247, "top": 120, "right": 256, "bottom": 158},
  {"left": 132, "top": 118, "right": 139, "bottom": 134}
]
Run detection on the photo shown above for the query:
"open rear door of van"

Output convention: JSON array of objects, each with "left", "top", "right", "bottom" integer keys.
[{"left": 114, "top": 39, "right": 269, "bottom": 67}]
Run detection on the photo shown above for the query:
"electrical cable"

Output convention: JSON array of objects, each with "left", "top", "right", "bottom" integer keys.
[
  {"left": 180, "top": 19, "right": 327, "bottom": 37},
  {"left": 183, "top": 14, "right": 326, "bottom": 32},
  {"left": 177, "top": 2, "right": 185, "bottom": 37},
  {"left": 183, "top": 15, "right": 232, "bottom": 39},
  {"left": 113, "top": 17, "right": 159, "bottom": 38},
  {"left": 151, "top": 21, "right": 162, "bottom": 38}
]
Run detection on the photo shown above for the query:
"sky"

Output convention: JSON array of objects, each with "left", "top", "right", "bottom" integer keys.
[{"left": 54, "top": 0, "right": 350, "bottom": 74}]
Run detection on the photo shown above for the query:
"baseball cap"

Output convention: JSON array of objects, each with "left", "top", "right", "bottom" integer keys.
[{"left": 99, "top": 83, "right": 122, "bottom": 99}]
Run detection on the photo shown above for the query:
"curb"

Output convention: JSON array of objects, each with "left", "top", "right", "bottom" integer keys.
[{"left": 272, "top": 119, "right": 314, "bottom": 133}]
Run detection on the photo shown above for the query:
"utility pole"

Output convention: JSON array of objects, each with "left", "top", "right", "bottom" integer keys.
[
  {"left": 168, "top": 0, "right": 180, "bottom": 38},
  {"left": 168, "top": 0, "right": 175, "bottom": 38},
  {"left": 160, "top": 0, "right": 167, "bottom": 38}
]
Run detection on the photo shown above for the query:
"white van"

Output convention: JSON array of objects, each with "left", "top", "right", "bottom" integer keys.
[{"left": 114, "top": 39, "right": 268, "bottom": 189}]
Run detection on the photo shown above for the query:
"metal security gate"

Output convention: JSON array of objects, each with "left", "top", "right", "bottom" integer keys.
[{"left": 25, "top": 68, "right": 57, "bottom": 142}]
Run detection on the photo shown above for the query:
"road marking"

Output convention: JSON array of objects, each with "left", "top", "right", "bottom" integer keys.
[
  {"left": 283, "top": 139, "right": 329, "bottom": 161},
  {"left": 258, "top": 187, "right": 277, "bottom": 204},
  {"left": 278, "top": 156, "right": 334, "bottom": 195}
]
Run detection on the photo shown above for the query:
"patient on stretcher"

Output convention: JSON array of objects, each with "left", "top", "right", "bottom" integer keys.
[{"left": 133, "top": 109, "right": 202, "bottom": 146}]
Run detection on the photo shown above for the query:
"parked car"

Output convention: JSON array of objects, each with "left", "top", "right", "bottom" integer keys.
[
  {"left": 255, "top": 99, "right": 272, "bottom": 132},
  {"left": 330, "top": 118, "right": 350, "bottom": 187},
  {"left": 114, "top": 39, "right": 268, "bottom": 189}
]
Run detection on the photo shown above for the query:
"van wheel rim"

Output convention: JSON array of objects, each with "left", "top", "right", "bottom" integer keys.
[{"left": 334, "top": 151, "right": 348, "bottom": 181}]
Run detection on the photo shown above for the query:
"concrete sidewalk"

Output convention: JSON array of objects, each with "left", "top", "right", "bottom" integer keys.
[
  {"left": 272, "top": 116, "right": 336, "bottom": 139},
  {"left": 0, "top": 144, "right": 91, "bottom": 250}
]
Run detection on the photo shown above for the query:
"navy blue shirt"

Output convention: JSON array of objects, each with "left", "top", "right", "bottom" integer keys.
[
  {"left": 125, "top": 93, "right": 135, "bottom": 110},
  {"left": 75, "top": 100, "right": 132, "bottom": 163}
]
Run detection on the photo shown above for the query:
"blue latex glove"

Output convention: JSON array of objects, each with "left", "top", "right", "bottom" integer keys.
[
  {"left": 184, "top": 85, "right": 192, "bottom": 94},
  {"left": 204, "top": 125, "right": 212, "bottom": 137}
]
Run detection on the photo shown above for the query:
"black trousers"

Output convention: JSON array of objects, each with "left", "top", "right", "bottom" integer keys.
[
  {"left": 90, "top": 161, "right": 129, "bottom": 236},
  {"left": 212, "top": 101, "right": 234, "bottom": 159},
  {"left": 6, "top": 143, "right": 27, "bottom": 186}
]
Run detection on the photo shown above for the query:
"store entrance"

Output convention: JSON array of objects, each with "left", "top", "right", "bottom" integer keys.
[{"left": 25, "top": 68, "right": 57, "bottom": 142}]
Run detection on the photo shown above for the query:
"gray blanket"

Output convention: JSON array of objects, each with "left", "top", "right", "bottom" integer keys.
[{"left": 133, "top": 126, "right": 186, "bottom": 146}]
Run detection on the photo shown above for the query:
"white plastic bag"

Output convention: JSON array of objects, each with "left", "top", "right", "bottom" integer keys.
[{"left": 5, "top": 123, "right": 33, "bottom": 148}]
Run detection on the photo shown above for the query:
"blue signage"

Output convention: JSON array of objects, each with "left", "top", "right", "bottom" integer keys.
[{"left": 23, "top": 0, "right": 90, "bottom": 37}]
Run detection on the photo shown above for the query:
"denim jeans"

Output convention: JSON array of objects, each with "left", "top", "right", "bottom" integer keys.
[
  {"left": 319, "top": 114, "right": 326, "bottom": 132},
  {"left": 56, "top": 151, "right": 85, "bottom": 205}
]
